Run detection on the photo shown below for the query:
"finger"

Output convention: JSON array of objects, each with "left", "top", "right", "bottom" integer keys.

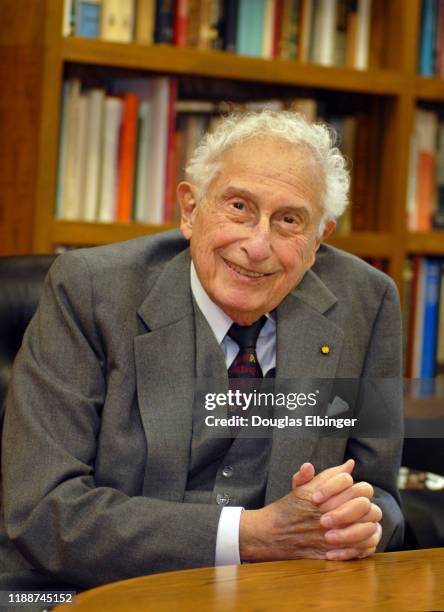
[
  {"left": 312, "top": 472, "right": 353, "bottom": 504},
  {"left": 318, "top": 482, "right": 374, "bottom": 513},
  {"left": 356, "top": 503, "right": 383, "bottom": 524},
  {"left": 292, "top": 463, "right": 315, "bottom": 489},
  {"left": 311, "top": 459, "right": 355, "bottom": 488},
  {"left": 326, "top": 546, "right": 376, "bottom": 561},
  {"left": 349, "top": 523, "right": 382, "bottom": 550},
  {"left": 324, "top": 522, "right": 378, "bottom": 547},
  {"left": 320, "top": 497, "right": 371, "bottom": 529}
]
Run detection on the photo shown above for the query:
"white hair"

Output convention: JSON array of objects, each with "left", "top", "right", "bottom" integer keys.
[{"left": 185, "top": 109, "right": 350, "bottom": 233}]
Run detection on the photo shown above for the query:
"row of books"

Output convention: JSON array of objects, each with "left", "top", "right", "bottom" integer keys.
[
  {"left": 55, "top": 76, "right": 380, "bottom": 227},
  {"left": 407, "top": 109, "right": 444, "bottom": 232},
  {"left": 418, "top": 0, "right": 444, "bottom": 77},
  {"left": 64, "top": 0, "right": 372, "bottom": 69},
  {"left": 404, "top": 256, "right": 444, "bottom": 396}
]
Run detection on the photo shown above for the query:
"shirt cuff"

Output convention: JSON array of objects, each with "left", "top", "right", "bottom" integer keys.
[{"left": 215, "top": 506, "right": 243, "bottom": 566}]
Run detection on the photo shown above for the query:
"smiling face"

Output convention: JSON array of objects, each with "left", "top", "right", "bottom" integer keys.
[{"left": 178, "top": 137, "right": 335, "bottom": 325}]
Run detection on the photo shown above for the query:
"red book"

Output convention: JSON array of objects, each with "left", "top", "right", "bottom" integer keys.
[
  {"left": 416, "top": 150, "right": 435, "bottom": 231},
  {"left": 272, "top": 0, "right": 283, "bottom": 58},
  {"left": 163, "top": 80, "right": 178, "bottom": 223},
  {"left": 174, "top": 0, "right": 189, "bottom": 46},
  {"left": 117, "top": 93, "right": 139, "bottom": 223}
]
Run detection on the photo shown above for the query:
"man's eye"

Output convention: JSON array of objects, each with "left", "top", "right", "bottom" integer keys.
[
  {"left": 232, "top": 201, "right": 245, "bottom": 210},
  {"left": 283, "top": 215, "right": 296, "bottom": 224}
]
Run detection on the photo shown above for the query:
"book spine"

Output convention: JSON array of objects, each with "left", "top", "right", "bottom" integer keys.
[
  {"left": 174, "top": 0, "right": 189, "bottom": 46},
  {"left": 354, "top": 0, "right": 371, "bottom": 69},
  {"left": 420, "top": 258, "right": 441, "bottom": 384},
  {"left": 223, "top": 0, "right": 239, "bottom": 52},
  {"left": 135, "top": 0, "right": 156, "bottom": 43},
  {"left": 76, "top": 0, "right": 101, "bottom": 38},
  {"left": 164, "top": 80, "right": 178, "bottom": 223},
  {"left": 154, "top": 0, "right": 174, "bottom": 42},
  {"left": 419, "top": 0, "right": 437, "bottom": 76},
  {"left": 117, "top": 93, "right": 139, "bottom": 223}
]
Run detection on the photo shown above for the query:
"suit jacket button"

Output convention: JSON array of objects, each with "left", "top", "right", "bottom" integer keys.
[{"left": 216, "top": 493, "right": 230, "bottom": 505}]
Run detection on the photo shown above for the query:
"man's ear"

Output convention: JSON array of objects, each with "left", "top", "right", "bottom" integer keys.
[
  {"left": 315, "top": 219, "right": 336, "bottom": 252},
  {"left": 177, "top": 182, "right": 198, "bottom": 240}
]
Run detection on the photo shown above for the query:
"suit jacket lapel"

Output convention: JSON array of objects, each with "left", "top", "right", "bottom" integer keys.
[
  {"left": 266, "top": 268, "right": 345, "bottom": 503},
  {"left": 134, "top": 249, "right": 196, "bottom": 500}
]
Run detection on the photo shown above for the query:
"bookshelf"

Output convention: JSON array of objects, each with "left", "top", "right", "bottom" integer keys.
[{"left": 1, "top": 0, "right": 441, "bottom": 299}]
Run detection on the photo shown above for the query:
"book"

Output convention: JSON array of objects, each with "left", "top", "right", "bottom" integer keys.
[
  {"left": 299, "top": 0, "right": 314, "bottom": 62},
  {"left": 174, "top": 0, "right": 189, "bottom": 46},
  {"left": 420, "top": 258, "right": 441, "bottom": 393},
  {"left": 135, "top": 0, "right": 156, "bottom": 43},
  {"left": 62, "top": 0, "right": 76, "bottom": 36},
  {"left": 76, "top": 0, "right": 101, "bottom": 38},
  {"left": 435, "top": 261, "right": 444, "bottom": 396},
  {"left": 262, "top": 0, "right": 277, "bottom": 58},
  {"left": 223, "top": 0, "right": 239, "bottom": 52},
  {"left": 83, "top": 89, "right": 106, "bottom": 221},
  {"left": 116, "top": 93, "right": 139, "bottom": 222},
  {"left": 412, "top": 258, "right": 426, "bottom": 379},
  {"left": 164, "top": 80, "right": 179, "bottom": 223},
  {"left": 433, "top": 120, "right": 444, "bottom": 228},
  {"left": 101, "top": 0, "right": 134, "bottom": 42},
  {"left": 154, "top": 0, "right": 174, "bottom": 42},
  {"left": 98, "top": 96, "right": 123, "bottom": 222},
  {"left": 419, "top": 0, "right": 438, "bottom": 76},
  {"left": 415, "top": 109, "right": 438, "bottom": 232},
  {"left": 60, "top": 79, "right": 85, "bottom": 220},
  {"left": 284, "top": 0, "right": 300, "bottom": 59},
  {"left": 236, "top": 0, "right": 266, "bottom": 57},
  {"left": 55, "top": 82, "right": 71, "bottom": 217},
  {"left": 354, "top": 0, "right": 371, "bottom": 69},
  {"left": 311, "top": 0, "right": 337, "bottom": 66}
]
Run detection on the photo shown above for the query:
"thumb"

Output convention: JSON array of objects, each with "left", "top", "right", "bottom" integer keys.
[{"left": 292, "top": 462, "right": 315, "bottom": 490}]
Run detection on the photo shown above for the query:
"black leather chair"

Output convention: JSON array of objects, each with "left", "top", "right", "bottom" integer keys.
[{"left": 0, "top": 255, "right": 58, "bottom": 420}]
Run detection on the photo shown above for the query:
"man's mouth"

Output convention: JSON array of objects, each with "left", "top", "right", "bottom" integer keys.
[{"left": 222, "top": 258, "right": 271, "bottom": 279}]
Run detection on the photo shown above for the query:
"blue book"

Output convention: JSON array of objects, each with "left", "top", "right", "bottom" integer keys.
[
  {"left": 419, "top": 0, "right": 438, "bottom": 76},
  {"left": 420, "top": 258, "right": 441, "bottom": 394},
  {"left": 77, "top": 1, "right": 101, "bottom": 38},
  {"left": 236, "top": 0, "right": 266, "bottom": 57}
]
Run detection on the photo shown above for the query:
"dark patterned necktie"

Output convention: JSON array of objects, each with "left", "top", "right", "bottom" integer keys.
[
  {"left": 227, "top": 316, "right": 267, "bottom": 379},
  {"left": 226, "top": 316, "right": 267, "bottom": 436}
]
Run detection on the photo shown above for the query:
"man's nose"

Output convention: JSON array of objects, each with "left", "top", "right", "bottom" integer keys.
[{"left": 242, "top": 223, "right": 273, "bottom": 262}]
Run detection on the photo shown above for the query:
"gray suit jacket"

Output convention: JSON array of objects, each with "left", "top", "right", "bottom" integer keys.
[{"left": 0, "top": 230, "right": 404, "bottom": 590}]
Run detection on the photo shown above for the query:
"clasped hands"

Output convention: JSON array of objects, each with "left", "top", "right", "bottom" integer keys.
[{"left": 239, "top": 459, "right": 382, "bottom": 562}]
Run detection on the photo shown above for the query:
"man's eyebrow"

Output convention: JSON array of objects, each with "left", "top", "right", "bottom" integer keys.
[{"left": 218, "top": 186, "right": 311, "bottom": 214}]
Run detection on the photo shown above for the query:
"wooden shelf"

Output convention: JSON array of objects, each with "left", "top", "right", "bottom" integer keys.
[
  {"left": 327, "top": 232, "right": 394, "bottom": 257},
  {"left": 52, "top": 220, "right": 176, "bottom": 246},
  {"left": 62, "top": 38, "right": 404, "bottom": 95},
  {"left": 415, "top": 76, "right": 444, "bottom": 101},
  {"left": 52, "top": 221, "right": 394, "bottom": 259},
  {"left": 406, "top": 232, "right": 444, "bottom": 254},
  {"left": 404, "top": 395, "right": 444, "bottom": 419}
]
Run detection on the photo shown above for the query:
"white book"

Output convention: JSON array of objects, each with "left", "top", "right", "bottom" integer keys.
[
  {"left": 98, "top": 96, "right": 123, "bottom": 222},
  {"left": 61, "top": 79, "right": 83, "bottom": 219},
  {"left": 83, "top": 89, "right": 106, "bottom": 221},
  {"left": 55, "top": 82, "right": 70, "bottom": 217},
  {"left": 354, "top": 0, "right": 371, "bottom": 70},
  {"left": 62, "top": 0, "right": 74, "bottom": 36},
  {"left": 145, "top": 78, "right": 170, "bottom": 224},
  {"left": 75, "top": 95, "right": 89, "bottom": 219},
  {"left": 101, "top": 0, "right": 134, "bottom": 42},
  {"left": 312, "top": 0, "right": 337, "bottom": 66},
  {"left": 134, "top": 100, "right": 153, "bottom": 223}
]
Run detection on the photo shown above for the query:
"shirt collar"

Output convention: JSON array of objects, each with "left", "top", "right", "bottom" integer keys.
[{"left": 190, "top": 262, "right": 275, "bottom": 344}]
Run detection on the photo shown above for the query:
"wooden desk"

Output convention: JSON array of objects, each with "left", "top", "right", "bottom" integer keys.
[{"left": 59, "top": 549, "right": 444, "bottom": 611}]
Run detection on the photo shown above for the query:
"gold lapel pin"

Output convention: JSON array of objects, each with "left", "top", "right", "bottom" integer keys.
[
  {"left": 321, "top": 345, "right": 330, "bottom": 355},
  {"left": 249, "top": 354, "right": 256, "bottom": 363}
]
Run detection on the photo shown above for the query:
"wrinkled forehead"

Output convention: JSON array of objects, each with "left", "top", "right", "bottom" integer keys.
[{"left": 217, "top": 136, "right": 323, "bottom": 182}]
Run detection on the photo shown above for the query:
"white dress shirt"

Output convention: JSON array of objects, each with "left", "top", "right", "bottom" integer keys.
[{"left": 190, "top": 262, "right": 276, "bottom": 565}]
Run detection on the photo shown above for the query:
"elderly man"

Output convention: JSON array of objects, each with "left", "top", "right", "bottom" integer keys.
[{"left": 0, "top": 110, "right": 403, "bottom": 590}]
